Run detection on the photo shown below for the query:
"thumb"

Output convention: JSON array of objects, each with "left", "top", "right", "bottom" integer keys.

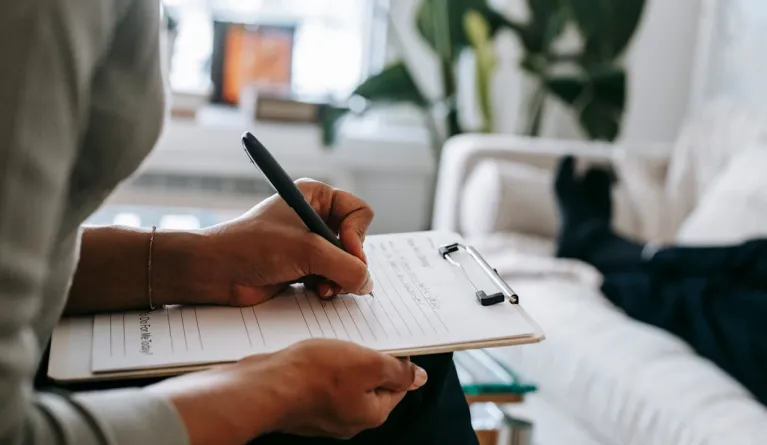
[
  {"left": 378, "top": 356, "right": 428, "bottom": 392},
  {"left": 370, "top": 358, "right": 427, "bottom": 420},
  {"left": 304, "top": 235, "right": 374, "bottom": 295}
]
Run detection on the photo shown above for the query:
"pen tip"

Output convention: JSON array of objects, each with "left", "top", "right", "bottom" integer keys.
[{"left": 369, "top": 292, "right": 375, "bottom": 298}]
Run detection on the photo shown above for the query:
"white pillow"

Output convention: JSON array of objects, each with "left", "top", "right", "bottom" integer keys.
[
  {"left": 665, "top": 99, "right": 767, "bottom": 233},
  {"left": 611, "top": 149, "right": 672, "bottom": 243},
  {"left": 677, "top": 147, "right": 767, "bottom": 245},
  {"left": 460, "top": 158, "right": 639, "bottom": 240},
  {"left": 460, "top": 160, "right": 559, "bottom": 238}
]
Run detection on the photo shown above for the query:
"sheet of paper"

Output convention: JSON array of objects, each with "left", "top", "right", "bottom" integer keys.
[{"left": 91, "top": 231, "right": 537, "bottom": 373}]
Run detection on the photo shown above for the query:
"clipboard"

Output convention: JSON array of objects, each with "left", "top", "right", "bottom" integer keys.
[{"left": 48, "top": 231, "right": 545, "bottom": 383}]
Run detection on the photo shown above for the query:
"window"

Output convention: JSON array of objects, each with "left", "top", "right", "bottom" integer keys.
[
  {"left": 697, "top": 0, "right": 767, "bottom": 107},
  {"left": 88, "top": 205, "right": 238, "bottom": 230},
  {"left": 163, "top": 0, "right": 386, "bottom": 100}
]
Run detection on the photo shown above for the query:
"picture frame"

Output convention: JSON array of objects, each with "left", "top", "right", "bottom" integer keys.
[{"left": 210, "top": 20, "right": 297, "bottom": 105}]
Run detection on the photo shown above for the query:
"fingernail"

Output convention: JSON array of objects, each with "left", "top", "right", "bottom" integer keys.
[
  {"left": 360, "top": 274, "right": 374, "bottom": 295},
  {"left": 321, "top": 286, "right": 333, "bottom": 298},
  {"left": 411, "top": 366, "right": 428, "bottom": 389}
]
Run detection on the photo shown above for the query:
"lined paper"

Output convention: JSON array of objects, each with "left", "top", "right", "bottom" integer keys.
[{"left": 91, "top": 231, "right": 537, "bottom": 373}]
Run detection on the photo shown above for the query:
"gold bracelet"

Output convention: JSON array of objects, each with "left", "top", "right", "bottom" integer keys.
[{"left": 148, "top": 226, "right": 159, "bottom": 310}]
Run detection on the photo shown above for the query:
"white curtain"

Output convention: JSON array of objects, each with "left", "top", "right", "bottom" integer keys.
[{"left": 693, "top": 0, "right": 767, "bottom": 110}]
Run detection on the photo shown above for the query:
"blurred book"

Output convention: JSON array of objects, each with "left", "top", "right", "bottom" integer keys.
[{"left": 252, "top": 91, "right": 331, "bottom": 123}]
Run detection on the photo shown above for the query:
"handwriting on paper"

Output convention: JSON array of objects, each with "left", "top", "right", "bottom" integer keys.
[
  {"left": 138, "top": 312, "right": 154, "bottom": 355},
  {"left": 90, "top": 231, "right": 536, "bottom": 374}
]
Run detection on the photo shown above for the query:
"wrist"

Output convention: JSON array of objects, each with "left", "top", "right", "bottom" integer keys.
[
  {"left": 151, "top": 229, "right": 223, "bottom": 306},
  {"left": 147, "top": 374, "right": 275, "bottom": 445},
  {"left": 147, "top": 355, "right": 295, "bottom": 444}
]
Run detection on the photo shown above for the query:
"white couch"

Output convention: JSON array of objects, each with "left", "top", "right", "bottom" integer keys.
[{"left": 433, "top": 100, "right": 767, "bottom": 445}]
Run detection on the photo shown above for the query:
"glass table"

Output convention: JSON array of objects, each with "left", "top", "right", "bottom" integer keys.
[{"left": 454, "top": 349, "right": 537, "bottom": 445}]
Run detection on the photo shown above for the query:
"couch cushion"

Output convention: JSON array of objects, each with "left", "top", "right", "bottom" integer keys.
[
  {"left": 664, "top": 99, "right": 767, "bottom": 233},
  {"left": 474, "top": 240, "right": 767, "bottom": 445},
  {"left": 676, "top": 146, "right": 767, "bottom": 245},
  {"left": 460, "top": 160, "right": 559, "bottom": 238},
  {"left": 503, "top": 393, "right": 613, "bottom": 445},
  {"left": 460, "top": 158, "right": 640, "bottom": 240},
  {"left": 468, "top": 232, "right": 603, "bottom": 290},
  {"left": 611, "top": 150, "right": 672, "bottom": 243}
]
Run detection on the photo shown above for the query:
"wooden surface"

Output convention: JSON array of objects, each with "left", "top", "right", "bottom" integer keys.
[
  {"left": 475, "top": 429, "right": 499, "bottom": 445},
  {"left": 467, "top": 393, "right": 525, "bottom": 404},
  {"left": 468, "top": 394, "right": 525, "bottom": 445}
]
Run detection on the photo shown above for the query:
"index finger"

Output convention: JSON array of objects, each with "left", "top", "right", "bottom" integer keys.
[
  {"left": 296, "top": 180, "right": 373, "bottom": 264},
  {"left": 330, "top": 189, "right": 373, "bottom": 264}
]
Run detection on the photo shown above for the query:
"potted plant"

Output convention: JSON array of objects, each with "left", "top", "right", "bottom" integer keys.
[{"left": 322, "top": 0, "right": 647, "bottom": 164}]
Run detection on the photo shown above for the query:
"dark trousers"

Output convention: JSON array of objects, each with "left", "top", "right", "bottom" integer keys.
[
  {"left": 582, "top": 234, "right": 767, "bottom": 405},
  {"left": 253, "top": 353, "right": 478, "bottom": 445},
  {"left": 37, "top": 351, "right": 477, "bottom": 445}
]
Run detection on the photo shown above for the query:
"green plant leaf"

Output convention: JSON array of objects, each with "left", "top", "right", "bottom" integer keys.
[
  {"left": 545, "top": 68, "right": 625, "bottom": 141},
  {"left": 545, "top": 76, "right": 585, "bottom": 105},
  {"left": 525, "top": 0, "right": 569, "bottom": 53},
  {"left": 321, "top": 62, "right": 430, "bottom": 147},
  {"left": 525, "top": 85, "right": 547, "bottom": 137},
  {"left": 581, "top": 68, "right": 625, "bottom": 140},
  {"left": 567, "top": 0, "right": 646, "bottom": 62},
  {"left": 416, "top": 0, "right": 500, "bottom": 60},
  {"left": 578, "top": 100, "right": 619, "bottom": 140},
  {"left": 465, "top": 8, "right": 491, "bottom": 44},
  {"left": 483, "top": 9, "right": 540, "bottom": 56},
  {"left": 519, "top": 53, "right": 548, "bottom": 76},
  {"left": 612, "top": 0, "right": 646, "bottom": 57},
  {"left": 465, "top": 10, "right": 497, "bottom": 132},
  {"left": 318, "top": 105, "right": 351, "bottom": 147},
  {"left": 489, "top": 0, "right": 569, "bottom": 56},
  {"left": 352, "top": 61, "right": 428, "bottom": 107},
  {"left": 483, "top": 8, "right": 527, "bottom": 35},
  {"left": 591, "top": 67, "right": 625, "bottom": 109}
]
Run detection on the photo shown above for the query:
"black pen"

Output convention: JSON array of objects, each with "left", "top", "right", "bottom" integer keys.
[{"left": 241, "top": 132, "right": 374, "bottom": 298}]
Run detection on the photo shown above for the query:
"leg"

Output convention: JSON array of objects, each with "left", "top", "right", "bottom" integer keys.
[
  {"left": 650, "top": 239, "right": 767, "bottom": 287},
  {"left": 552, "top": 156, "right": 767, "bottom": 283},
  {"left": 601, "top": 271, "right": 767, "bottom": 406},
  {"left": 251, "top": 353, "right": 477, "bottom": 445},
  {"left": 553, "top": 156, "right": 767, "bottom": 404},
  {"left": 553, "top": 156, "right": 645, "bottom": 273}
]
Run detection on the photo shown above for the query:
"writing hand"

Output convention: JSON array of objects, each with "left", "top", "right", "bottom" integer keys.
[
  {"left": 147, "top": 339, "right": 427, "bottom": 444},
  {"left": 176, "top": 179, "right": 374, "bottom": 306}
]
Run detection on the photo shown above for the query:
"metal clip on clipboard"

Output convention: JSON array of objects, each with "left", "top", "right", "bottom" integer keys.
[{"left": 438, "top": 243, "right": 519, "bottom": 306}]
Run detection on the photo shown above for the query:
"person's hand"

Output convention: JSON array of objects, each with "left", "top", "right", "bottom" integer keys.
[
  {"left": 147, "top": 339, "right": 428, "bottom": 445},
  {"left": 179, "top": 179, "right": 374, "bottom": 306}
]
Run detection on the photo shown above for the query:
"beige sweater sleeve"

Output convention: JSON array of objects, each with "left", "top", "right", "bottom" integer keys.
[{"left": 0, "top": 1, "right": 187, "bottom": 444}]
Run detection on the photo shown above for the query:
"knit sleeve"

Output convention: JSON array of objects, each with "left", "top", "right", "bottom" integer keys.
[{"left": 0, "top": 1, "right": 188, "bottom": 444}]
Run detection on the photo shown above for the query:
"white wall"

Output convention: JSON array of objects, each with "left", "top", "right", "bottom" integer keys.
[
  {"left": 387, "top": 0, "right": 703, "bottom": 144},
  {"left": 621, "top": 0, "right": 701, "bottom": 143}
]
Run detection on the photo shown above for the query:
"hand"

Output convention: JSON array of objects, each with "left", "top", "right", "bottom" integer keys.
[
  {"left": 148, "top": 339, "right": 428, "bottom": 445},
  {"left": 267, "top": 340, "right": 427, "bottom": 438},
  {"left": 181, "top": 179, "right": 374, "bottom": 306}
]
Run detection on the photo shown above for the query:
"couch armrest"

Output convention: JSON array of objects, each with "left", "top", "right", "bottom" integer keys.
[{"left": 431, "top": 134, "right": 622, "bottom": 233}]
